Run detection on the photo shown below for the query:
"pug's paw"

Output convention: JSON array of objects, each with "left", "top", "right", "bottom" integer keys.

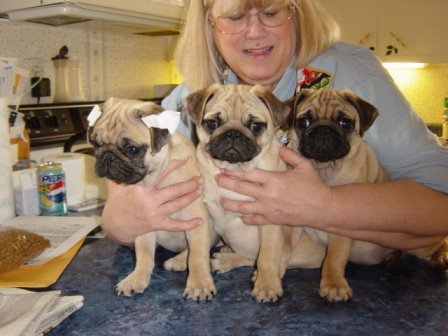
[
  {"left": 183, "top": 274, "right": 217, "bottom": 302},
  {"left": 211, "top": 252, "right": 254, "bottom": 273},
  {"left": 319, "top": 278, "right": 353, "bottom": 302},
  {"left": 164, "top": 251, "right": 187, "bottom": 272},
  {"left": 116, "top": 271, "right": 151, "bottom": 297},
  {"left": 252, "top": 274, "right": 283, "bottom": 303}
]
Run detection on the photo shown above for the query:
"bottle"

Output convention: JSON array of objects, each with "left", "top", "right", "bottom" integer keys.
[{"left": 443, "top": 97, "right": 448, "bottom": 142}]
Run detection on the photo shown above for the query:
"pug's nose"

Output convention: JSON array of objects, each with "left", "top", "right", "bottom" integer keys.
[{"left": 226, "top": 130, "right": 241, "bottom": 141}]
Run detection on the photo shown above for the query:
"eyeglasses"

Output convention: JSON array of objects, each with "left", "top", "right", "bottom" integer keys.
[{"left": 209, "top": 6, "right": 295, "bottom": 35}]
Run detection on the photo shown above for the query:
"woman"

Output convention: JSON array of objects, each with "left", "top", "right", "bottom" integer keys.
[{"left": 103, "top": 0, "right": 448, "bottom": 251}]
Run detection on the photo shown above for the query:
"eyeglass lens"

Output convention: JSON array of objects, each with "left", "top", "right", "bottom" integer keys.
[{"left": 212, "top": 7, "right": 292, "bottom": 35}]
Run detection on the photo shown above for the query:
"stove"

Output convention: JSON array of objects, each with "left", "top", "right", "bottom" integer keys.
[{"left": 16, "top": 98, "right": 163, "bottom": 149}]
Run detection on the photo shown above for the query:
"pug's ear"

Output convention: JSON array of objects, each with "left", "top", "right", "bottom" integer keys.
[
  {"left": 286, "top": 89, "right": 314, "bottom": 115},
  {"left": 149, "top": 127, "right": 170, "bottom": 155},
  {"left": 341, "top": 90, "right": 379, "bottom": 136},
  {"left": 251, "top": 85, "right": 291, "bottom": 130},
  {"left": 134, "top": 101, "right": 164, "bottom": 118},
  {"left": 184, "top": 83, "right": 220, "bottom": 125}
]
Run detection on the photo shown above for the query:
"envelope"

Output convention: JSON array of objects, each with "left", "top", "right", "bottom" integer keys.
[{"left": 0, "top": 238, "right": 85, "bottom": 288}]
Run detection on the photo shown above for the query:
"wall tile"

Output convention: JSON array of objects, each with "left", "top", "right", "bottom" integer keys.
[
  {"left": 387, "top": 65, "right": 448, "bottom": 124},
  {"left": 0, "top": 21, "right": 175, "bottom": 105}
]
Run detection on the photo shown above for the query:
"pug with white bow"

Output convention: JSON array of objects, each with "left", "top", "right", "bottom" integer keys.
[{"left": 87, "top": 97, "right": 216, "bottom": 301}]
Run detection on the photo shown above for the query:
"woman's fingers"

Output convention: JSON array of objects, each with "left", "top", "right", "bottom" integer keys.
[
  {"left": 158, "top": 186, "right": 202, "bottom": 216},
  {"left": 241, "top": 214, "right": 270, "bottom": 226},
  {"left": 157, "top": 176, "right": 203, "bottom": 205},
  {"left": 216, "top": 170, "right": 265, "bottom": 198},
  {"left": 219, "top": 197, "right": 257, "bottom": 214},
  {"left": 279, "top": 146, "right": 311, "bottom": 169},
  {"left": 162, "top": 217, "right": 204, "bottom": 232}
]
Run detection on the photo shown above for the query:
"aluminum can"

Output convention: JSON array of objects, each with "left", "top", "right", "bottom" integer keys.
[{"left": 37, "top": 161, "right": 67, "bottom": 216}]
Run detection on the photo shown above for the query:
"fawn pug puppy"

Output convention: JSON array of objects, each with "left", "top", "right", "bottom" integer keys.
[
  {"left": 288, "top": 88, "right": 448, "bottom": 302},
  {"left": 88, "top": 97, "right": 216, "bottom": 301},
  {"left": 184, "top": 84, "right": 294, "bottom": 303}
]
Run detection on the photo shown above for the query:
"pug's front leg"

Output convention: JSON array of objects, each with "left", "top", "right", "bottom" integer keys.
[
  {"left": 184, "top": 219, "right": 216, "bottom": 301},
  {"left": 116, "top": 232, "right": 156, "bottom": 296},
  {"left": 319, "top": 234, "right": 352, "bottom": 302},
  {"left": 252, "top": 225, "right": 284, "bottom": 303}
]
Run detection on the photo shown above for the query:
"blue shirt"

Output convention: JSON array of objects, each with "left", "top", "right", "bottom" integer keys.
[{"left": 162, "top": 42, "right": 448, "bottom": 193}]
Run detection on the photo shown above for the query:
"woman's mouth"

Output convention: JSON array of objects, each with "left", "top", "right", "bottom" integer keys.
[{"left": 242, "top": 46, "right": 274, "bottom": 55}]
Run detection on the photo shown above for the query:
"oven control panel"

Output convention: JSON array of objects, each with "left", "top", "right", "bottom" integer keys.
[
  {"left": 18, "top": 103, "right": 96, "bottom": 147},
  {"left": 24, "top": 108, "right": 76, "bottom": 139},
  {"left": 17, "top": 99, "right": 162, "bottom": 148}
]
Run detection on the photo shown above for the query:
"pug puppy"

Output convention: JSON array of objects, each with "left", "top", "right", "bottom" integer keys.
[
  {"left": 288, "top": 88, "right": 448, "bottom": 302},
  {"left": 184, "top": 83, "right": 294, "bottom": 303},
  {"left": 87, "top": 97, "right": 216, "bottom": 301}
]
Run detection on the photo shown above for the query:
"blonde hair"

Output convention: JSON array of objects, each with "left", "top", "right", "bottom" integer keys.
[{"left": 175, "top": 0, "right": 340, "bottom": 91}]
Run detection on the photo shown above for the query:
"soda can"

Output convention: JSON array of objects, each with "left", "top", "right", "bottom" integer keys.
[{"left": 37, "top": 161, "right": 67, "bottom": 216}]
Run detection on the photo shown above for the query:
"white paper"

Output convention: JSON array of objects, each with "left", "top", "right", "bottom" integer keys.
[
  {"left": 0, "top": 216, "right": 101, "bottom": 265},
  {"left": 0, "top": 288, "right": 83, "bottom": 336},
  {"left": 142, "top": 110, "right": 181, "bottom": 134},
  {"left": 87, "top": 104, "right": 102, "bottom": 126}
]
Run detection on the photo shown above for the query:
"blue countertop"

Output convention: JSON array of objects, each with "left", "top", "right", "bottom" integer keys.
[{"left": 49, "top": 238, "right": 448, "bottom": 336}]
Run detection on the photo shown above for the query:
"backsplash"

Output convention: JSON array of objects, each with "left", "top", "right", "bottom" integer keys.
[
  {"left": 387, "top": 65, "right": 448, "bottom": 125},
  {"left": 0, "top": 21, "right": 178, "bottom": 104}
]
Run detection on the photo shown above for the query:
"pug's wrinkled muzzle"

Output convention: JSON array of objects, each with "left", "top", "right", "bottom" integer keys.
[
  {"left": 207, "top": 130, "right": 260, "bottom": 163},
  {"left": 299, "top": 125, "right": 350, "bottom": 162},
  {"left": 96, "top": 151, "right": 147, "bottom": 184}
]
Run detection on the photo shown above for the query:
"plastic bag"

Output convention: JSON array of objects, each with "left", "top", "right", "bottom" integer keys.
[{"left": 0, "top": 228, "right": 50, "bottom": 273}]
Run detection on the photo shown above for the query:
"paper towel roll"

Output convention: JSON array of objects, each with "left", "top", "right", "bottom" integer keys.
[
  {"left": 0, "top": 98, "right": 15, "bottom": 221},
  {"left": 42, "top": 153, "right": 86, "bottom": 206}
]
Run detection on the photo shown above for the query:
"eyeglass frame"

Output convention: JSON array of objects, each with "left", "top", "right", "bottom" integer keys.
[{"left": 208, "top": 5, "right": 296, "bottom": 35}]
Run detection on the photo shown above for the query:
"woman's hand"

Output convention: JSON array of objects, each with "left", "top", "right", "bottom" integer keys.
[
  {"left": 216, "top": 146, "right": 332, "bottom": 228},
  {"left": 102, "top": 160, "right": 204, "bottom": 245}
]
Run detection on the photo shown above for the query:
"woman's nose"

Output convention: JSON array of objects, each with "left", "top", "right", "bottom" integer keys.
[{"left": 245, "top": 14, "right": 268, "bottom": 38}]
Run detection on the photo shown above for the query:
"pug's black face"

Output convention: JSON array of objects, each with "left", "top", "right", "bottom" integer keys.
[
  {"left": 289, "top": 89, "right": 379, "bottom": 163},
  {"left": 203, "top": 117, "right": 262, "bottom": 164},
  {"left": 296, "top": 118, "right": 352, "bottom": 162},
  {"left": 87, "top": 98, "right": 170, "bottom": 185},
  {"left": 185, "top": 84, "right": 292, "bottom": 169},
  {"left": 93, "top": 140, "right": 149, "bottom": 184}
]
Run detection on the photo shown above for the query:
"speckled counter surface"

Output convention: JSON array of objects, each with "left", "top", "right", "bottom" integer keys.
[{"left": 48, "top": 238, "right": 447, "bottom": 336}]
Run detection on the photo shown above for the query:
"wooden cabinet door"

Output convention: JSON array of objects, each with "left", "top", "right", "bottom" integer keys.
[
  {"left": 319, "top": 0, "right": 380, "bottom": 51},
  {"left": 319, "top": 0, "right": 448, "bottom": 62},
  {"left": 382, "top": 0, "right": 448, "bottom": 62}
]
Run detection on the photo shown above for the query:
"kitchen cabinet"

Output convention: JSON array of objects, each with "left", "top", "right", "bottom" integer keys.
[{"left": 319, "top": 0, "right": 448, "bottom": 63}]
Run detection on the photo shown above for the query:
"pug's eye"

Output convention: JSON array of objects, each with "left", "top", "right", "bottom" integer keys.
[
  {"left": 204, "top": 119, "right": 219, "bottom": 132},
  {"left": 296, "top": 116, "right": 311, "bottom": 130},
  {"left": 126, "top": 146, "right": 141, "bottom": 156},
  {"left": 338, "top": 117, "right": 354, "bottom": 131},
  {"left": 248, "top": 122, "right": 264, "bottom": 135}
]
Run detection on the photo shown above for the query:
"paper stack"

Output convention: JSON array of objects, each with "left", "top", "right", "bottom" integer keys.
[{"left": 0, "top": 288, "right": 83, "bottom": 336}]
